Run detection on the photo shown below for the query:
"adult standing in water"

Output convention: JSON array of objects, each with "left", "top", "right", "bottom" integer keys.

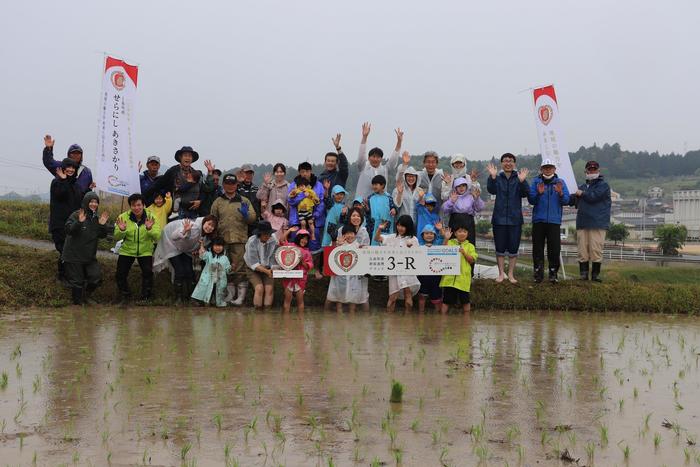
[
  {"left": 153, "top": 215, "right": 219, "bottom": 305},
  {"left": 210, "top": 173, "right": 257, "bottom": 306},
  {"left": 569, "top": 160, "right": 611, "bottom": 282},
  {"left": 486, "top": 153, "right": 530, "bottom": 283},
  {"left": 113, "top": 193, "right": 161, "bottom": 305}
]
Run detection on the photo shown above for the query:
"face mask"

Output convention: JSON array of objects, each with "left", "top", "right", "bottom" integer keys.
[
  {"left": 542, "top": 173, "right": 555, "bottom": 180},
  {"left": 586, "top": 173, "right": 600, "bottom": 181}
]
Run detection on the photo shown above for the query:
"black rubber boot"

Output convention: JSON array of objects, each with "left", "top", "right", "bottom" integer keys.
[
  {"left": 579, "top": 262, "right": 589, "bottom": 281},
  {"left": 83, "top": 283, "right": 99, "bottom": 306},
  {"left": 173, "top": 281, "right": 183, "bottom": 306},
  {"left": 71, "top": 287, "right": 83, "bottom": 305},
  {"left": 57, "top": 259, "right": 69, "bottom": 287},
  {"left": 533, "top": 261, "right": 545, "bottom": 283},
  {"left": 591, "top": 262, "right": 602, "bottom": 282},
  {"left": 117, "top": 292, "right": 130, "bottom": 308},
  {"left": 183, "top": 280, "right": 194, "bottom": 306},
  {"left": 548, "top": 267, "right": 559, "bottom": 283}
]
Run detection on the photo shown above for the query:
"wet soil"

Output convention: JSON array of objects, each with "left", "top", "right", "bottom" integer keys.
[{"left": 0, "top": 308, "right": 698, "bottom": 466}]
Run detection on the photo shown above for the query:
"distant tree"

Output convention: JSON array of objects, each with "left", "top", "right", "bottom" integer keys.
[
  {"left": 607, "top": 223, "right": 630, "bottom": 245},
  {"left": 522, "top": 224, "right": 533, "bottom": 239},
  {"left": 476, "top": 220, "right": 491, "bottom": 235},
  {"left": 654, "top": 224, "right": 688, "bottom": 256}
]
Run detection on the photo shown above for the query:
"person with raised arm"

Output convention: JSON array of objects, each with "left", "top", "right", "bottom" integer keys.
[
  {"left": 393, "top": 151, "right": 421, "bottom": 222},
  {"left": 355, "top": 123, "right": 402, "bottom": 200},
  {"left": 486, "top": 153, "right": 530, "bottom": 284},
  {"left": 49, "top": 158, "right": 84, "bottom": 285},
  {"left": 318, "top": 133, "right": 350, "bottom": 190},
  {"left": 42, "top": 134, "right": 94, "bottom": 195}
]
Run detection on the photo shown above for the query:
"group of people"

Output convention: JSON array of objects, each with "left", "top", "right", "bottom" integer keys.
[{"left": 44, "top": 122, "right": 611, "bottom": 311}]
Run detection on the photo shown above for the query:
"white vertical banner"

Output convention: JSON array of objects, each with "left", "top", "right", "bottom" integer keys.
[
  {"left": 96, "top": 56, "right": 141, "bottom": 196},
  {"left": 533, "top": 85, "right": 577, "bottom": 191}
]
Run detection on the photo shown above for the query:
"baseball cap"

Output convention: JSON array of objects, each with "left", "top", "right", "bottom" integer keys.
[
  {"left": 585, "top": 160, "right": 600, "bottom": 170},
  {"left": 541, "top": 158, "right": 556, "bottom": 168},
  {"left": 67, "top": 144, "right": 83, "bottom": 154},
  {"left": 222, "top": 173, "right": 238, "bottom": 184},
  {"left": 147, "top": 155, "right": 160, "bottom": 164},
  {"left": 241, "top": 163, "right": 254, "bottom": 172}
]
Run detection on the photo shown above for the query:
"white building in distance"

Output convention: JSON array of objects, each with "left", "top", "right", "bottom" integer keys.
[{"left": 666, "top": 190, "right": 700, "bottom": 239}]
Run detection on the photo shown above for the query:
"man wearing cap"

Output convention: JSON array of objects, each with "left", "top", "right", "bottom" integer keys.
[
  {"left": 318, "top": 133, "right": 350, "bottom": 190},
  {"left": 42, "top": 135, "right": 94, "bottom": 195},
  {"left": 144, "top": 146, "right": 216, "bottom": 220},
  {"left": 355, "top": 122, "right": 403, "bottom": 200},
  {"left": 237, "top": 164, "right": 261, "bottom": 234},
  {"left": 210, "top": 173, "right": 257, "bottom": 305},
  {"left": 527, "top": 159, "right": 570, "bottom": 283},
  {"left": 139, "top": 156, "right": 162, "bottom": 206},
  {"left": 569, "top": 160, "right": 611, "bottom": 282}
]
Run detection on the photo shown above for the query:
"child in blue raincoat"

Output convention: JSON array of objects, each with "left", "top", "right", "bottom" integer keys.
[
  {"left": 322, "top": 185, "right": 348, "bottom": 246},
  {"left": 366, "top": 175, "right": 397, "bottom": 246},
  {"left": 191, "top": 237, "right": 231, "bottom": 307},
  {"left": 416, "top": 192, "right": 443, "bottom": 245}
]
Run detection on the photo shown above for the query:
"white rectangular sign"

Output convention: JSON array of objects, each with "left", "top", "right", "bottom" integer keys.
[
  {"left": 533, "top": 85, "right": 577, "bottom": 191},
  {"left": 273, "top": 269, "right": 304, "bottom": 279},
  {"left": 96, "top": 56, "right": 141, "bottom": 196},
  {"left": 325, "top": 245, "right": 461, "bottom": 276}
]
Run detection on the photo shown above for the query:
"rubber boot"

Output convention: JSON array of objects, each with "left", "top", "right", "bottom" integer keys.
[
  {"left": 591, "top": 262, "right": 602, "bottom": 282},
  {"left": 548, "top": 267, "right": 559, "bottom": 284},
  {"left": 533, "top": 260, "right": 545, "bottom": 283},
  {"left": 231, "top": 282, "right": 248, "bottom": 306},
  {"left": 226, "top": 284, "right": 237, "bottom": 304},
  {"left": 57, "top": 259, "right": 69, "bottom": 287},
  {"left": 83, "top": 283, "right": 99, "bottom": 306},
  {"left": 71, "top": 287, "right": 83, "bottom": 305},
  {"left": 579, "top": 262, "right": 589, "bottom": 281},
  {"left": 117, "top": 291, "right": 130, "bottom": 308},
  {"left": 173, "top": 281, "right": 183, "bottom": 306},
  {"left": 183, "top": 279, "right": 194, "bottom": 306}
]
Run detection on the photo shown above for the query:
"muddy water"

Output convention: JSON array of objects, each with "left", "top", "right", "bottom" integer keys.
[{"left": 0, "top": 309, "right": 699, "bottom": 466}]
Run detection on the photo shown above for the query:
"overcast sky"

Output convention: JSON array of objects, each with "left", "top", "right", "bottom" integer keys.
[{"left": 1, "top": 0, "right": 698, "bottom": 194}]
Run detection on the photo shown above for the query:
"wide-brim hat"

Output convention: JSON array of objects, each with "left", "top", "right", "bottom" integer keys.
[
  {"left": 253, "top": 221, "right": 276, "bottom": 236},
  {"left": 175, "top": 146, "right": 199, "bottom": 163}
]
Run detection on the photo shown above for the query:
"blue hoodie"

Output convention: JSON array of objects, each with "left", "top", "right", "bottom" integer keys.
[
  {"left": 527, "top": 174, "right": 570, "bottom": 224},
  {"left": 416, "top": 193, "right": 442, "bottom": 245},
  {"left": 322, "top": 185, "right": 348, "bottom": 246}
]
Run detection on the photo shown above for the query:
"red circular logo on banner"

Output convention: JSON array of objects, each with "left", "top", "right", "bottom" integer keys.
[
  {"left": 110, "top": 71, "right": 126, "bottom": 91},
  {"left": 538, "top": 105, "right": 553, "bottom": 125}
]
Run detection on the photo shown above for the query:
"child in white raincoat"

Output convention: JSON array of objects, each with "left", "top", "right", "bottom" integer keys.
[{"left": 373, "top": 214, "right": 421, "bottom": 312}]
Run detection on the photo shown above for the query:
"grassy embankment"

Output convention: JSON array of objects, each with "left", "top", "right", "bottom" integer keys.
[
  {"left": 1, "top": 240, "right": 698, "bottom": 313},
  {"left": 1, "top": 200, "right": 699, "bottom": 312}
]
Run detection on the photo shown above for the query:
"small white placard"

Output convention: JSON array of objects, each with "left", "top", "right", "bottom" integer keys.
[{"left": 273, "top": 269, "right": 304, "bottom": 279}]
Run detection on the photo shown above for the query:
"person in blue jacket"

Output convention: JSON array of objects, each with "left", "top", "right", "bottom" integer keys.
[
  {"left": 527, "top": 159, "right": 570, "bottom": 283},
  {"left": 42, "top": 134, "right": 93, "bottom": 195},
  {"left": 486, "top": 153, "right": 530, "bottom": 283},
  {"left": 568, "top": 160, "right": 611, "bottom": 282}
]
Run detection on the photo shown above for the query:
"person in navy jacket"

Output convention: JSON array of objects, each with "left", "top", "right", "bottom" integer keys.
[
  {"left": 486, "top": 153, "right": 530, "bottom": 283},
  {"left": 527, "top": 159, "right": 570, "bottom": 283},
  {"left": 568, "top": 160, "right": 611, "bottom": 282}
]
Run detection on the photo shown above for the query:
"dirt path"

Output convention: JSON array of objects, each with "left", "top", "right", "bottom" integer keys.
[{"left": 0, "top": 233, "right": 116, "bottom": 259}]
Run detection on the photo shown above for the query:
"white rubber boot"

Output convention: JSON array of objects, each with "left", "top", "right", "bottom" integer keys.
[
  {"left": 225, "top": 284, "right": 237, "bottom": 304},
  {"left": 231, "top": 282, "right": 248, "bottom": 306}
]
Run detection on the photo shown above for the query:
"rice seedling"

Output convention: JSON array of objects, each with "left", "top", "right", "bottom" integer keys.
[
  {"left": 390, "top": 380, "right": 404, "bottom": 403},
  {"left": 213, "top": 413, "right": 223, "bottom": 432},
  {"left": 584, "top": 441, "right": 595, "bottom": 462},
  {"left": 599, "top": 425, "right": 609, "bottom": 447},
  {"left": 475, "top": 444, "right": 489, "bottom": 463},
  {"left": 653, "top": 432, "right": 661, "bottom": 450},
  {"left": 0, "top": 371, "right": 8, "bottom": 390},
  {"left": 618, "top": 442, "right": 630, "bottom": 461},
  {"left": 180, "top": 442, "right": 192, "bottom": 461}
]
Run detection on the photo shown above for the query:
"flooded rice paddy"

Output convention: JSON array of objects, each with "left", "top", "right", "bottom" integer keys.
[{"left": 0, "top": 308, "right": 699, "bottom": 466}]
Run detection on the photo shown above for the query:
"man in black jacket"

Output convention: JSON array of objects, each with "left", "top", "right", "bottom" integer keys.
[
  {"left": 318, "top": 133, "right": 350, "bottom": 190},
  {"left": 238, "top": 163, "right": 261, "bottom": 235},
  {"left": 49, "top": 158, "right": 84, "bottom": 284}
]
